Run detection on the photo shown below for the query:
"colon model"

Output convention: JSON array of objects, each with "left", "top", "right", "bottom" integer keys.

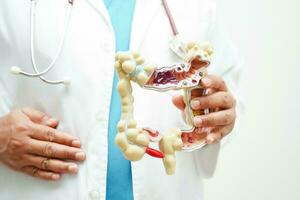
[{"left": 114, "top": 42, "right": 213, "bottom": 175}]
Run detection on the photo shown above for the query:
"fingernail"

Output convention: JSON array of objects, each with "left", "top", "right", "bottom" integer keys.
[
  {"left": 190, "top": 100, "right": 200, "bottom": 109},
  {"left": 75, "top": 152, "right": 86, "bottom": 161},
  {"left": 52, "top": 174, "right": 60, "bottom": 180},
  {"left": 193, "top": 117, "right": 202, "bottom": 127},
  {"left": 72, "top": 140, "right": 81, "bottom": 147},
  {"left": 46, "top": 118, "right": 58, "bottom": 126},
  {"left": 68, "top": 164, "right": 78, "bottom": 173},
  {"left": 202, "top": 78, "right": 211, "bottom": 86},
  {"left": 206, "top": 88, "right": 213, "bottom": 95},
  {"left": 203, "top": 127, "right": 212, "bottom": 133}
]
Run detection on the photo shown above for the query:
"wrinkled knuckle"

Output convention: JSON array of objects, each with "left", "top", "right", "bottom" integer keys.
[
  {"left": 31, "top": 167, "right": 39, "bottom": 177},
  {"left": 205, "top": 116, "right": 214, "bottom": 126},
  {"left": 43, "top": 143, "right": 54, "bottom": 157},
  {"left": 222, "top": 94, "right": 232, "bottom": 107},
  {"left": 6, "top": 140, "right": 19, "bottom": 154},
  {"left": 7, "top": 138, "right": 28, "bottom": 154},
  {"left": 14, "top": 122, "right": 30, "bottom": 133},
  {"left": 46, "top": 129, "right": 55, "bottom": 142},
  {"left": 41, "top": 158, "right": 50, "bottom": 170},
  {"left": 223, "top": 113, "right": 233, "bottom": 124},
  {"left": 23, "top": 139, "right": 34, "bottom": 152},
  {"left": 9, "top": 155, "right": 25, "bottom": 169},
  {"left": 223, "top": 113, "right": 230, "bottom": 124},
  {"left": 11, "top": 154, "right": 22, "bottom": 163}
]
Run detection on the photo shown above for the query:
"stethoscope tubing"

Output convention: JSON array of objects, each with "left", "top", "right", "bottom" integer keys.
[
  {"left": 11, "top": 0, "right": 73, "bottom": 85},
  {"left": 29, "top": 0, "right": 73, "bottom": 84},
  {"left": 11, "top": 0, "right": 182, "bottom": 86}
]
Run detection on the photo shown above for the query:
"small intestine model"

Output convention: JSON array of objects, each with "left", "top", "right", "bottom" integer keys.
[{"left": 115, "top": 42, "right": 213, "bottom": 175}]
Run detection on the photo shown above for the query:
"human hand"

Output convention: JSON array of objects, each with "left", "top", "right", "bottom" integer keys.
[
  {"left": 172, "top": 75, "right": 236, "bottom": 144},
  {"left": 0, "top": 108, "right": 85, "bottom": 181}
]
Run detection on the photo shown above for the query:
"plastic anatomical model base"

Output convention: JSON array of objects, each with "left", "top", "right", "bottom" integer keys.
[{"left": 115, "top": 42, "right": 213, "bottom": 175}]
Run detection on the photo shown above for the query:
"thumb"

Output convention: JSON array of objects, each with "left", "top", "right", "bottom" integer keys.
[
  {"left": 172, "top": 94, "right": 185, "bottom": 111},
  {"left": 21, "top": 108, "right": 59, "bottom": 128}
]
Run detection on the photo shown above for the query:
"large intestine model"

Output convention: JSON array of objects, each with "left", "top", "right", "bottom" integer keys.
[{"left": 115, "top": 42, "right": 213, "bottom": 175}]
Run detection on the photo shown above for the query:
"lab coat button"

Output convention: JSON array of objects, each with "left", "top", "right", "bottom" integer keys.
[{"left": 89, "top": 190, "right": 100, "bottom": 199}]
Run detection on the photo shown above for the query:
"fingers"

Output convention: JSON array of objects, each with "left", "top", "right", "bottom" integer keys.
[
  {"left": 21, "top": 108, "right": 59, "bottom": 128},
  {"left": 172, "top": 86, "right": 218, "bottom": 112},
  {"left": 206, "top": 123, "right": 235, "bottom": 144},
  {"left": 44, "top": 118, "right": 59, "bottom": 129},
  {"left": 30, "top": 124, "right": 81, "bottom": 148},
  {"left": 172, "top": 94, "right": 185, "bottom": 111},
  {"left": 21, "top": 166, "right": 61, "bottom": 181},
  {"left": 23, "top": 155, "right": 78, "bottom": 174},
  {"left": 190, "top": 91, "right": 235, "bottom": 110},
  {"left": 191, "top": 88, "right": 205, "bottom": 96},
  {"left": 28, "top": 139, "right": 85, "bottom": 161},
  {"left": 200, "top": 75, "right": 228, "bottom": 91},
  {"left": 193, "top": 108, "right": 236, "bottom": 127}
]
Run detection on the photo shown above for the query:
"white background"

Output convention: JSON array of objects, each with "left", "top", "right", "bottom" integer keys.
[{"left": 205, "top": 0, "right": 300, "bottom": 199}]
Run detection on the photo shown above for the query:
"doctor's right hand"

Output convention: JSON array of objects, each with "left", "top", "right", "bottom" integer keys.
[{"left": 0, "top": 108, "right": 85, "bottom": 181}]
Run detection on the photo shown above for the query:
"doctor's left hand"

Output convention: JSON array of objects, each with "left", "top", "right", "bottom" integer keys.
[
  {"left": 172, "top": 75, "right": 236, "bottom": 144},
  {"left": 0, "top": 108, "right": 86, "bottom": 181}
]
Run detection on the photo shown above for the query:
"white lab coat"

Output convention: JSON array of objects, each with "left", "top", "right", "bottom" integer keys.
[{"left": 0, "top": 0, "right": 242, "bottom": 200}]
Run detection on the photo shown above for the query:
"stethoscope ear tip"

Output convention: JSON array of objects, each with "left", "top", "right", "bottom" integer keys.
[
  {"left": 10, "top": 66, "right": 21, "bottom": 75},
  {"left": 62, "top": 77, "right": 72, "bottom": 86}
]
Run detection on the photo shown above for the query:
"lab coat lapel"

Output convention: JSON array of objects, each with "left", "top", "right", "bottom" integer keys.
[
  {"left": 130, "top": 0, "right": 162, "bottom": 51},
  {"left": 86, "top": 0, "right": 111, "bottom": 25}
]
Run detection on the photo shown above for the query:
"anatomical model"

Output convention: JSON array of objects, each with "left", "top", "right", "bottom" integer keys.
[{"left": 115, "top": 42, "right": 213, "bottom": 175}]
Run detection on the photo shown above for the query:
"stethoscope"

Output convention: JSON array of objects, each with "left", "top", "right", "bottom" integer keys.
[{"left": 10, "top": 0, "right": 186, "bottom": 86}]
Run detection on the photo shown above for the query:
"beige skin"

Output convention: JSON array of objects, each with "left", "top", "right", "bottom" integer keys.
[
  {"left": 172, "top": 75, "right": 237, "bottom": 143},
  {"left": 0, "top": 108, "right": 85, "bottom": 181}
]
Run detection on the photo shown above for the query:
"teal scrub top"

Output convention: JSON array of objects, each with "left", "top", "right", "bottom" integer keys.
[{"left": 104, "top": 0, "right": 136, "bottom": 200}]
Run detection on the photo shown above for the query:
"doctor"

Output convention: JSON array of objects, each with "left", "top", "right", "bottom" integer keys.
[{"left": 0, "top": 0, "right": 242, "bottom": 200}]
